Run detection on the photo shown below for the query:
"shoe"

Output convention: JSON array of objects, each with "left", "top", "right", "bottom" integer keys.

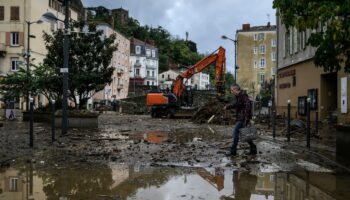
[{"left": 225, "top": 152, "right": 237, "bottom": 157}]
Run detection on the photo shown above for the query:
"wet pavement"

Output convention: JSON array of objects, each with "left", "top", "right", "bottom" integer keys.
[
  {"left": 1, "top": 113, "right": 350, "bottom": 199},
  {"left": 1, "top": 162, "right": 350, "bottom": 200}
]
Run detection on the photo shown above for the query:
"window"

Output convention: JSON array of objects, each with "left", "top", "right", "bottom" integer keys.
[
  {"left": 135, "top": 46, "right": 141, "bottom": 54},
  {"left": 0, "top": 6, "right": 4, "bottom": 21},
  {"left": 152, "top": 50, "right": 156, "bottom": 57},
  {"left": 152, "top": 71, "right": 155, "bottom": 77},
  {"left": 259, "top": 45, "right": 265, "bottom": 54},
  {"left": 308, "top": 89, "right": 318, "bottom": 110},
  {"left": 271, "top": 39, "right": 277, "bottom": 47},
  {"left": 162, "top": 74, "right": 164, "bottom": 78},
  {"left": 147, "top": 70, "right": 150, "bottom": 77},
  {"left": 253, "top": 47, "right": 258, "bottom": 54},
  {"left": 10, "top": 7, "right": 19, "bottom": 21},
  {"left": 146, "top": 49, "right": 151, "bottom": 57},
  {"left": 11, "top": 57, "right": 20, "bottom": 71},
  {"left": 11, "top": 32, "right": 19, "bottom": 46},
  {"left": 293, "top": 76, "right": 296, "bottom": 86},
  {"left": 253, "top": 60, "right": 257, "bottom": 68},
  {"left": 147, "top": 81, "right": 150, "bottom": 85},
  {"left": 10, "top": 178, "right": 18, "bottom": 191},
  {"left": 271, "top": 52, "right": 277, "bottom": 61},
  {"left": 259, "top": 58, "right": 265, "bottom": 68},
  {"left": 258, "top": 33, "right": 265, "bottom": 40},
  {"left": 298, "top": 96, "right": 307, "bottom": 116},
  {"left": 253, "top": 34, "right": 258, "bottom": 41},
  {"left": 136, "top": 68, "right": 140, "bottom": 76},
  {"left": 259, "top": 73, "right": 265, "bottom": 84},
  {"left": 168, "top": 74, "right": 170, "bottom": 79}
]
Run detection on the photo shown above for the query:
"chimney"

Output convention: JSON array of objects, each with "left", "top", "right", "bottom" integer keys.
[
  {"left": 267, "top": 21, "right": 271, "bottom": 27},
  {"left": 242, "top": 23, "right": 250, "bottom": 31}
]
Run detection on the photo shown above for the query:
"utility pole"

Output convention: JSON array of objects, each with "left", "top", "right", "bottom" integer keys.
[{"left": 62, "top": 0, "right": 70, "bottom": 135}]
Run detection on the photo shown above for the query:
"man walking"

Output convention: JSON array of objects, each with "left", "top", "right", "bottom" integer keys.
[{"left": 224, "top": 84, "right": 257, "bottom": 156}]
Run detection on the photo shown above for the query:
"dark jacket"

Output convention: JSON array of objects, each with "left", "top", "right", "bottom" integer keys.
[{"left": 226, "top": 91, "right": 252, "bottom": 122}]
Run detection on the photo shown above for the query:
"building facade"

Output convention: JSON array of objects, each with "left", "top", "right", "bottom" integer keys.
[
  {"left": 129, "top": 38, "right": 159, "bottom": 87},
  {"left": 158, "top": 69, "right": 210, "bottom": 91},
  {"left": 0, "top": 0, "right": 81, "bottom": 108},
  {"left": 276, "top": 15, "right": 350, "bottom": 123},
  {"left": 88, "top": 24, "right": 130, "bottom": 108},
  {"left": 236, "top": 23, "right": 277, "bottom": 98}
]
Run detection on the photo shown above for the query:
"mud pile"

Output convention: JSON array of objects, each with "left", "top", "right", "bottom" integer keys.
[{"left": 191, "top": 100, "right": 236, "bottom": 125}]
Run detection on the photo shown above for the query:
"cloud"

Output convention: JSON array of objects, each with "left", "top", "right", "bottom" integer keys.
[{"left": 82, "top": 0, "right": 275, "bottom": 72}]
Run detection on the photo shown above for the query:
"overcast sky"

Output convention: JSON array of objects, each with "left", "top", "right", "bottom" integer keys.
[{"left": 82, "top": 0, "right": 276, "bottom": 73}]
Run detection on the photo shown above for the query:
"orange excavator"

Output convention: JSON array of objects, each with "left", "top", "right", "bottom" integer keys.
[{"left": 147, "top": 46, "right": 226, "bottom": 118}]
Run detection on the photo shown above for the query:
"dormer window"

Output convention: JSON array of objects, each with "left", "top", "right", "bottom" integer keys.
[{"left": 135, "top": 46, "right": 141, "bottom": 54}]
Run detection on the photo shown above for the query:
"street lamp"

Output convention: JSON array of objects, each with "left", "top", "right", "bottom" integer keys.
[
  {"left": 221, "top": 35, "right": 238, "bottom": 84},
  {"left": 40, "top": 0, "right": 70, "bottom": 135},
  {"left": 25, "top": 19, "right": 43, "bottom": 111}
]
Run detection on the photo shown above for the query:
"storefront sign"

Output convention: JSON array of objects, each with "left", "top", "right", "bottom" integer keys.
[
  {"left": 341, "top": 77, "right": 347, "bottom": 113},
  {"left": 279, "top": 83, "right": 291, "bottom": 89},
  {"left": 278, "top": 69, "right": 296, "bottom": 79}
]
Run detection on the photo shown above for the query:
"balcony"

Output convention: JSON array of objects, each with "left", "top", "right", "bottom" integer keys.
[
  {"left": 0, "top": 43, "right": 6, "bottom": 56},
  {"left": 116, "top": 68, "right": 124, "bottom": 74},
  {"left": 117, "top": 84, "right": 124, "bottom": 89},
  {"left": 146, "top": 64, "right": 156, "bottom": 69},
  {"left": 146, "top": 76, "right": 157, "bottom": 80}
]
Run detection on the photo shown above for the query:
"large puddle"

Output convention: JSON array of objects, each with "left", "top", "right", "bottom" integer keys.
[{"left": 1, "top": 162, "right": 350, "bottom": 200}]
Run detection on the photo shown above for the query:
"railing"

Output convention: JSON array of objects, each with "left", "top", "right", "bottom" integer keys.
[{"left": 0, "top": 43, "right": 6, "bottom": 53}]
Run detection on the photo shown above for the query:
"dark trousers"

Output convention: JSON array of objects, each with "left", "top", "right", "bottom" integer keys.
[{"left": 231, "top": 121, "right": 256, "bottom": 154}]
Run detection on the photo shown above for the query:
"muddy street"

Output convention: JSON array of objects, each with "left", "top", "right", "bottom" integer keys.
[{"left": 1, "top": 113, "right": 350, "bottom": 199}]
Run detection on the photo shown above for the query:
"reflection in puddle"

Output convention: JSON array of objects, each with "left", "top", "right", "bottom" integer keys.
[{"left": 1, "top": 162, "right": 349, "bottom": 200}]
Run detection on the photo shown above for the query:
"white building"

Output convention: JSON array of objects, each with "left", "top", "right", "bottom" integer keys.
[
  {"left": 129, "top": 38, "right": 159, "bottom": 86},
  {"left": 158, "top": 69, "right": 210, "bottom": 90}
]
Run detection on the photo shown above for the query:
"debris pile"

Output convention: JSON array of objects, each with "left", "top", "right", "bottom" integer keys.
[{"left": 191, "top": 100, "right": 236, "bottom": 125}]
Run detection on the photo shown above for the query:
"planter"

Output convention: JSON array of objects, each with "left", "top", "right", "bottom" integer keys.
[
  {"left": 23, "top": 111, "right": 99, "bottom": 129},
  {"left": 23, "top": 112, "right": 51, "bottom": 123},
  {"left": 55, "top": 115, "right": 99, "bottom": 128},
  {"left": 335, "top": 124, "right": 350, "bottom": 168}
]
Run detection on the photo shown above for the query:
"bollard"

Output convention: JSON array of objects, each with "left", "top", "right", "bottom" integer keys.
[
  {"left": 268, "top": 105, "right": 271, "bottom": 129},
  {"left": 306, "top": 98, "right": 311, "bottom": 148},
  {"left": 51, "top": 100, "right": 56, "bottom": 143},
  {"left": 287, "top": 100, "right": 291, "bottom": 142},
  {"left": 315, "top": 111, "right": 319, "bottom": 136},
  {"left": 29, "top": 97, "right": 34, "bottom": 148}
]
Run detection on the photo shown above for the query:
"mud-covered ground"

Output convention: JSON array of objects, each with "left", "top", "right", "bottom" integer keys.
[{"left": 0, "top": 112, "right": 347, "bottom": 174}]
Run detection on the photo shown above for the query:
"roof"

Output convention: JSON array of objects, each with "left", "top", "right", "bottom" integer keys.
[
  {"left": 131, "top": 38, "right": 156, "bottom": 49},
  {"left": 237, "top": 25, "right": 277, "bottom": 33}
]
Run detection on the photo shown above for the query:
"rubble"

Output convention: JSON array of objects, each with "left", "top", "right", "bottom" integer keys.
[{"left": 191, "top": 100, "right": 236, "bottom": 125}]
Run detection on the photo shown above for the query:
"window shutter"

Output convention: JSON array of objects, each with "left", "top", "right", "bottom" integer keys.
[
  {"left": 0, "top": 6, "right": 4, "bottom": 21},
  {"left": 6, "top": 32, "right": 10, "bottom": 46},
  {"left": 19, "top": 32, "right": 24, "bottom": 46},
  {"left": 11, "top": 7, "right": 20, "bottom": 21}
]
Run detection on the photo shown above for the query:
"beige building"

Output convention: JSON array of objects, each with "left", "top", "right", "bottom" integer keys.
[
  {"left": 276, "top": 15, "right": 350, "bottom": 123},
  {"left": 236, "top": 23, "right": 277, "bottom": 98},
  {"left": 88, "top": 24, "right": 130, "bottom": 109},
  {"left": 0, "top": 0, "right": 80, "bottom": 108}
]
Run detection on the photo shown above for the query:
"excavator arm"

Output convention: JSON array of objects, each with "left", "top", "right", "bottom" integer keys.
[{"left": 173, "top": 46, "right": 226, "bottom": 97}]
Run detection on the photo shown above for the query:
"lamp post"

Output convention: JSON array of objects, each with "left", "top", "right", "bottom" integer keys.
[
  {"left": 25, "top": 20, "right": 43, "bottom": 111},
  {"left": 40, "top": 0, "right": 70, "bottom": 135},
  {"left": 221, "top": 35, "right": 238, "bottom": 84}
]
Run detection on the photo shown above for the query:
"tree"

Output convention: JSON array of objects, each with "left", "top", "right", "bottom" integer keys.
[
  {"left": 273, "top": 0, "right": 350, "bottom": 72},
  {"left": 43, "top": 22, "right": 117, "bottom": 109},
  {"left": 0, "top": 64, "right": 62, "bottom": 107}
]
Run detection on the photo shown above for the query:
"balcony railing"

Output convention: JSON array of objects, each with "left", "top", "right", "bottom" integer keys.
[
  {"left": 117, "top": 84, "right": 124, "bottom": 89},
  {"left": 116, "top": 69, "right": 124, "bottom": 74},
  {"left": 0, "top": 43, "right": 6, "bottom": 53},
  {"left": 145, "top": 76, "right": 157, "bottom": 80},
  {"left": 146, "top": 64, "right": 156, "bottom": 69}
]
